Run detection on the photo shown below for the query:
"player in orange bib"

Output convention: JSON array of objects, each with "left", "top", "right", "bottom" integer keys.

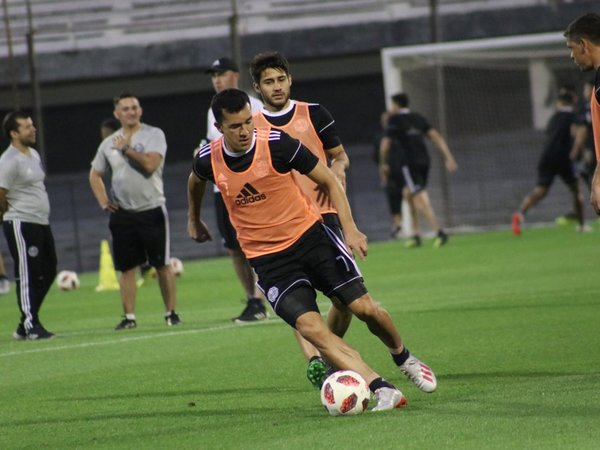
[
  {"left": 564, "top": 13, "right": 600, "bottom": 214},
  {"left": 249, "top": 51, "right": 353, "bottom": 387},
  {"left": 187, "top": 89, "right": 438, "bottom": 411}
]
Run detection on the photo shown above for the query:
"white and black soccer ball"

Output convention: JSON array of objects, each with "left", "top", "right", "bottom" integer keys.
[
  {"left": 56, "top": 270, "right": 80, "bottom": 291},
  {"left": 170, "top": 257, "right": 184, "bottom": 277},
  {"left": 320, "top": 370, "right": 370, "bottom": 416}
]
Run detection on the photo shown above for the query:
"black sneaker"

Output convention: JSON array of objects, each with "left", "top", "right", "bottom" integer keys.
[
  {"left": 115, "top": 317, "right": 137, "bottom": 330},
  {"left": 165, "top": 311, "right": 182, "bottom": 326},
  {"left": 404, "top": 235, "right": 422, "bottom": 248},
  {"left": 27, "top": 324, "right": 55, "bottom": 340},
  {"left": 433, "top": 231, "right": 449, "bottom": 248},
  {"left": 13, "top": 323, "right": 26, "bottom": 341},
  {"left": 233, "top": 299, "right": 268, "bottom": 324}
]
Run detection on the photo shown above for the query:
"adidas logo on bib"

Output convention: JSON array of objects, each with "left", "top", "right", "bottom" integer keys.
[{"left": 235, "top": 183, "right": 266, "bottom": 205}]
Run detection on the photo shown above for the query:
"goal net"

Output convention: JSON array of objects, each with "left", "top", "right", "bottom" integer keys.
[{"left": 380, "top": 32, "right": 590, "bottom": 230}]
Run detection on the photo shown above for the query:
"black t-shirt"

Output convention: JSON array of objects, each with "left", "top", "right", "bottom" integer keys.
[
  {"left": 192, "top": 129, "right": 318, "bottom": 183},
  {"left": 541, "top": 109, "right": 575, "bottom": 161},
  {"left": 384, "top": 111, "right": 432, "bottom": 167},
  {"left": 259, "top": 101, "right": 342, "bottom": 150}
]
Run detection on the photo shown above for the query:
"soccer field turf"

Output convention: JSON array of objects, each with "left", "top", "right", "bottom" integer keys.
[{"left": 1, "top": 227, "right": 599, "bottom": 449}]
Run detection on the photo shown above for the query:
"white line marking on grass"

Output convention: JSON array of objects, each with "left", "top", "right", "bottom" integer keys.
[{"left": 0, "top": 319, "right": 283, "bottom": 358}]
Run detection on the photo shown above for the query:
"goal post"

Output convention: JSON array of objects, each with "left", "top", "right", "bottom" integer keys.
[{"left": 379, "top": 32, "right": 585, "bottom": 230}]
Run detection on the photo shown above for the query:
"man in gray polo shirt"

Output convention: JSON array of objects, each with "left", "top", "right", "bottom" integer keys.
[
  {"left": 0, "top": 111, "right": 57, "bottom": 340},
  {"left": 89, "top": 92, "right": 181, "bottom": 330}
]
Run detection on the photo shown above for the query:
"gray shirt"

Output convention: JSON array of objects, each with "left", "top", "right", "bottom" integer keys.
[
  {"left": 91, "top": 123, "right": 167, "bottom": 212},
  {"left": 0, "top": 145, "right": 50, "bottom": 225}
]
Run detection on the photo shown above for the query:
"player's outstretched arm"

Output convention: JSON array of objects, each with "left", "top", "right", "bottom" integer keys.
[
  {"left": 186, "top": 172, "right": 212, "bottom": 242},
  {"left": 427, "top": 128, "right": 458, "bottom": 172},
  {"left": 306, "top": 162, "right": 368, "bottom": 260}
]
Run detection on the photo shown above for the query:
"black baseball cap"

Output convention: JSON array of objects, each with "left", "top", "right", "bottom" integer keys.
[{"left": 205, "top": 57, "right": 239, "bottom": 74}]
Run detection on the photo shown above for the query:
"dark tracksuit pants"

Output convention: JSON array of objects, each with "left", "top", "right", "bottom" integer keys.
[{"left": 3, "top": 220, "right": 57, "bottom": 332}]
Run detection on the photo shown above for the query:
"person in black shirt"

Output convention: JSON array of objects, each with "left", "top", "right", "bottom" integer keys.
[
  {"left": 379, "top": 93, "right": 458, "bottom": 248},
  {"left": 512, "top": 91, "right": 585, "bottom": 235}
]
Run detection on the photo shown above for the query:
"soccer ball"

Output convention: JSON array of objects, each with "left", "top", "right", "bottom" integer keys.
[
  {"left": 320, "top": 370, "right": 370, "bottom": 416},
  {"left": 56, "top": 270, "right": 80, "bottom": 291},
  {"left": 170, "top": 257, "right": 184, "bottom": 277}
]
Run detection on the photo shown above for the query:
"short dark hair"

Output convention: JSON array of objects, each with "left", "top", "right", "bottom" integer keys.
[
  {"left": 564, "top": 13, "right": 600, "bottom": 45},
  {"left": 113, "top": 92, "right": 138, "bottom": 107},
  {"left": 2, "top": 110, "right": 30, "bottom": 138},
  {"left": 249, "top": 51, "right": 291, "bottom": 84},
  {"left": 211, "top": 89, "right": 250, "bottom": 124},
  {"left": 557, "top": 91, "right": 575, "bottom": 105},
  {"left": 391, "top": 93, "right": 409, "bottom": 108},
  {"left": 101, "top": 118, "right": 120, "bottom": 133}
]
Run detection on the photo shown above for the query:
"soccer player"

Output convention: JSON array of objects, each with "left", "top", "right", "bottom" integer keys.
[
  {"left": 249, "top": 51, "right": 354, "bottom": 386},
  {"left": 564, "top": 13, "right": 600, "bottom": 214},
  {"left": 511, "top": 92, "right": 585, "bottom": 235},
  {"left": 379, "top": 93, "right": 458, "bottom": 248},
  {"left": 204, "top": 57, "right": 267, "bottom": 323},
  {"left": 0, "top": 111, "right": 57, "bottom": 339},
  {"left": 89, "top": 93, "right": 181, "bottom": 329},
  {"left": 187, "top": 89, "right": 437, "bottom": 411}
]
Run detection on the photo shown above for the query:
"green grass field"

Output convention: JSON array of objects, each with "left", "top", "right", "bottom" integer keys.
[{"left": 1, "top": 227, "right": 599, "bottom": 449}]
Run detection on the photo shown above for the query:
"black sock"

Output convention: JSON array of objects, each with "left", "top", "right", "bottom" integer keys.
[
  {"left": 369, "top": 377, "right": 396, "bottom": 393},
  {"left": 391, "top": 347, "right": 410, "bottom": 366},
  {"left": 309, "top": 355, "right": 322, "bottom": 363}
]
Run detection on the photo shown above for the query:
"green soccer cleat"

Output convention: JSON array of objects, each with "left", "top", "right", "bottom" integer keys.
[{"left": 306, "top": 357, "right": 328, "bottom": 389}]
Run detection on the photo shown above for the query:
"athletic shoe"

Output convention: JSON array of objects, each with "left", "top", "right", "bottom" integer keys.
[
  {"left": 233, "top": 299, "right": 268, "bottom": 324},
  {"left": 165, "top": 311, "right": 182, "bottom": 326},
  {"left": 27, "top": 324, "right": 55, "bottom": 340},
  {"left": 576, "top": 224, "right": 593, "bottom": 233},
  {"left": 404, "top": 235, "right": 422, "bottom": 248},
  {"left": 0, "top": 276, "right": 9, "bottom": 295},
  {"left": 372, "top": 387, "right": 407, "bottom": 411},
  {"left": 115, "top": 317, "right": 137, "bottom": 330},
  {"left": 512, "top": 212, "right": 523, "bottom": 236},
  {"left": 390, "top": 225, "right": 402, "bottom": 240},
  {"left": 13, "top": 323, "right": 26, "bottom": 340},
  {"left": 399, "top": 355, "right": 437, "bottom": 393},
  {"left": 433, "top": 231, "right": 449, "bottom": 248},
  {"left": 306, "top": 357, "right": 328, "bottom": 389}
]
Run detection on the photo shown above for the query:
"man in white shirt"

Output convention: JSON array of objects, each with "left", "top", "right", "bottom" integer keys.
[{"left": 202, "top": 57, "right": 266, "bottom": 323}]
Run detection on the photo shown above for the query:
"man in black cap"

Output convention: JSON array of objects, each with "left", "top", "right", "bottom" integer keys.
[{"left": 201, "top": 57, "right": 265, "bottom": 323}]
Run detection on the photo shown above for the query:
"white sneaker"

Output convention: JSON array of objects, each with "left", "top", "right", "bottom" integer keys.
[
  {"left": 0, "top": 277, "right": 9, "bottom": 295},
  {"left": 372, "top": 387, "right": 407, "bottom": 412},
  {"left": 576, "top": 224, "right": 592, "bottom": 233},
  {"left": 399, "top": 356, "right": 437, "bottom": 393}
]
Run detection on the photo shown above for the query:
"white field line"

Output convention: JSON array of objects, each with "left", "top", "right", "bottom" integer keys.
[{"left": 0, "top": 319, "right": 283, "bottom": 358}]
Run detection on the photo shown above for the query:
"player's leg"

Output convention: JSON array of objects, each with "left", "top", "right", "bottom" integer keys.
[
  {"left": 39, "top": 225, "right": 57, "bottom": 305},
  {"left": 215, "top": 192, "right": 266, "bottom": 322},
  {"left": 315, "top": 225, "right": 437, "bottom": 393},
  {"left": 3, "top": 220, "right": 54, "bottom": 339},
  {"left": 279, "top": 286, "right": 407, "bottom": 410},
  {"left": 401, "top": 166, "right": 423, "bottom": 247},
  {"left": 0, "top": 252, "right": 10, "bottom": 295},
  {"left": 110, "top": 210, "right": 144, "bottom": 330},
  {"left": 561, "top": 170, "right": 585, "bottom": 230},
  {"left": 142, "top": 206, "right": 181, "bottom": 326}
]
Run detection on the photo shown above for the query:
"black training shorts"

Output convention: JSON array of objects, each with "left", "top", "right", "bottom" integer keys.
[
  {"left": 250, "top": 222, "right": 367, "bottom": 323},
  {"left": 109, "top": 205, "right": 170, "bottom": 271}
]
